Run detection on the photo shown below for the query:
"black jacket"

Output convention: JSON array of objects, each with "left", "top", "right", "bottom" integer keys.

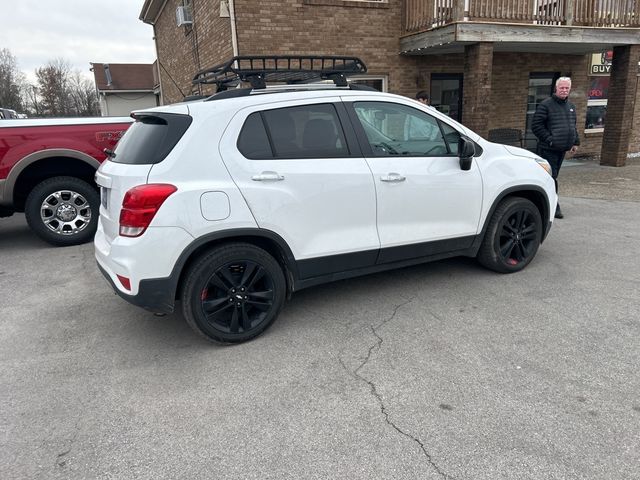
[{"left": 532, "top": 95, "right": 580, "bottom": 152}]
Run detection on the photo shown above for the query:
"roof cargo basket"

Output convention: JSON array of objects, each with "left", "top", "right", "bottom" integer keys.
[{"left": 192, "top": 55, "right": 367, "bottom": 91}]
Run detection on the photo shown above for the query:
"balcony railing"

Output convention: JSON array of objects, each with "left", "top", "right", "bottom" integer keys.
[{"left": 404, "top": 0, "right": 640, "bottom": 33}]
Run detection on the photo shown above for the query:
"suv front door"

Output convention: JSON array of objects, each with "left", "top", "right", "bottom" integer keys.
[
  {"left": 220, "top": 99, "right": 379, "bottom": 278},
  {"left": 346, "top": 99, "right": 483, "bottom": 263}
]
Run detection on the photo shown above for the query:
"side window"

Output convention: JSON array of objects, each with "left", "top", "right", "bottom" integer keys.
[
  {"left": 237, "top": 112, "right": 273, "bottom": 159},
  {"left": 263, "top": 104, "right": 349, "bottom": 158},
  {"left": 439, "top": 121, "right": 461, "bottom": 155},
  {"left": 353, "top": 102, "right": 449, "bottom": 157}
]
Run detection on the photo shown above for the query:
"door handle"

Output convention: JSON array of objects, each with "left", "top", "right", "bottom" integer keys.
[
  {"left": 252, "top": 171, "right": 285, "bottom": 181},
  {"left": 380, "top": 173, "right": 406, "bottom": 183}
]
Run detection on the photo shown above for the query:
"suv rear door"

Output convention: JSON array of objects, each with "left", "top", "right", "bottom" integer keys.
[{"left": 220, "top": 98, "right": 379, "bottom": 279}]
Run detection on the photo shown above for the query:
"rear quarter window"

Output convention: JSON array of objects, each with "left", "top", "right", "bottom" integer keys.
[{"left": 112, "top": 113, "right": 192, "bottom": 165}]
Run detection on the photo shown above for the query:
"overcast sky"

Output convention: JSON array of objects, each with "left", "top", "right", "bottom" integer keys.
[{"left": 0, "top": 0, "right": 155, "bottom": 82}]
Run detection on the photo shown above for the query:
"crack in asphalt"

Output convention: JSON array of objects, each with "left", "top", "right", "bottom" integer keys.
[
  {"left": 55, "top": 421, "right": 80, "bottom": 468},
  {"left": 56, "top": 448, "right": 71, "bottom": 467},
  {"left": 341, "top": 299, "right": 456, "bottom": 480}
]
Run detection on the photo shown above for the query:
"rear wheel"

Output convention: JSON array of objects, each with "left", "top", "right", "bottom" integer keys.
[
  {"left": 24, "top": 176, "right": 99, "bottom": 246},
  {"left": 181, "top": 243, "right": 286, "bottom": 344},
  {"left": 477, "top": 197, "right": 542, "bottom": 273}
]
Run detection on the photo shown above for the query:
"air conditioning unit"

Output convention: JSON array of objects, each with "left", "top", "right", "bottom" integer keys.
[{"left": 176, "top": 6, "right": 193, "bottom": 27}]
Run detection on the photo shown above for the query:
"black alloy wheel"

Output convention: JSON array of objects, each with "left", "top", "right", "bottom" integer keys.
[
  {"left": 477, "top": 197, "right": 542, "bottom": 273},
  {"left": 182, "top": 244, "right": 286, "bottom": 344},
  {"left": 201, "top": 260, "right": 276, "bottom": 333},
  {"left": 498, "top": 210, "right": 539, "bottom": 266}
]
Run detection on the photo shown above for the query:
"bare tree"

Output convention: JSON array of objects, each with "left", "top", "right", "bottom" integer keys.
[
  {"left": 35, "top": 58, "right": 75, "bottom": 116},
  {"left": 22, "top": 83, "right": 43, "bottom": 117},
  {"left": 69, "top": 71, "right": 100, "bottom": 116},
  {"left": 0, "top": 48, "right": 26, "bottom": 111}
]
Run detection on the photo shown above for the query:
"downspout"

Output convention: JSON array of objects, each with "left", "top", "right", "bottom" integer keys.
[
  {"left": 228, "top": 0, "right": 239, "bottom": 58},
  {"left": 103, "top": 93, "right": 109, "bottom": 116},
  {"left": 153, "top": 24, "right": 165, "bottom": 105}
]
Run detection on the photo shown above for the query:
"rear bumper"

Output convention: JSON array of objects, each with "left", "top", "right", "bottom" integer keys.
[
  {"left": 97, "top": 262, "right": 176, "bottom": 313},
  {"left": 94, "top": 222, "right": 194, "bottom": 313}
]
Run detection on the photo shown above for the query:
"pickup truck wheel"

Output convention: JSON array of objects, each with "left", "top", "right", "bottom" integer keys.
[
  {"left": 181, "top": 243, "right": 286, "bottom": 344},
  {"left": 25, "top": 176, "right": 100, "bottom": 247},
  {"left": 477, "top": 197, "right": 542, "bottom": 273}
]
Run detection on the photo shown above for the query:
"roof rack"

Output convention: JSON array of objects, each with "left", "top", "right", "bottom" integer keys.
[{"left": 192, "top": 55, "right": 367, "bottom": 90}]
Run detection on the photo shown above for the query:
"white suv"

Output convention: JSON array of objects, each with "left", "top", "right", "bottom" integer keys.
[{"left": 95, "top": 56, "right": 556, "bottom": 344}]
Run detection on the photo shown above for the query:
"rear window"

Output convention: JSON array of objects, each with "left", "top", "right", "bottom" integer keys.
[{"left": 112, "top": 113, "right": 192, "bottom": 164}]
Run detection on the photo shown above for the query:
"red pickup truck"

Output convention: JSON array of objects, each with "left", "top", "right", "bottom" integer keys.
[{"left": 0, "top": 117, "right": 132, "bottom": 246}]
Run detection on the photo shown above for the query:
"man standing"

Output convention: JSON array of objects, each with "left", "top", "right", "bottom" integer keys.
[{"left": 532, "top": 77, "right": 580, "bottom": 219}]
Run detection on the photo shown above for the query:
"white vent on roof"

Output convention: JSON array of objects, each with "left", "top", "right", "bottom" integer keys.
[{"left": 176, "top": 6, "right": 193, "bottom": 26}]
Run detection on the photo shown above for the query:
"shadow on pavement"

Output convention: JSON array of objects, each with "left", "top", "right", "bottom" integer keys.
[{"left": 0, "top": 215, "right": 48, "bottom": 251}]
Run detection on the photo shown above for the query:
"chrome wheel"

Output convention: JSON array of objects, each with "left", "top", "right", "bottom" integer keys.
[{"left": 40, "top": 190, "right": 92, "bottom": 236}]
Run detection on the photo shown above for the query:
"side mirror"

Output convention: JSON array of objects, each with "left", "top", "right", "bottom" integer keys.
[{"left": 459, "top": 136, "right": 475, "bottom": 171}]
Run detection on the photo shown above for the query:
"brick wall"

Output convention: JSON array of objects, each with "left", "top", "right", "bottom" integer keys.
[
  {"left": 154, "top": 0, "right": 234, "bottom": 103},
  {"left": 234, "top": 0, "right": 419, "bottom": 96},
  {"left": 463, "top": 43, "right": 494, "bottom": 137},
  {"left": 601, "top": 45, "right": 640, "bottom": 166}
]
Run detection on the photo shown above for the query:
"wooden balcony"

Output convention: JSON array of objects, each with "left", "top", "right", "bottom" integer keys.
[
  {"left": 401, "top": 0, "right": 640, "bottom": 56},
  {"left": 404, "top": 0, "right": 640, "bottom": 34}
]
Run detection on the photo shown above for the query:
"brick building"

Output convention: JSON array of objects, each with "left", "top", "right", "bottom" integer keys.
[{"left": 140, "top": 0, "right": 640, "bottom": 165}]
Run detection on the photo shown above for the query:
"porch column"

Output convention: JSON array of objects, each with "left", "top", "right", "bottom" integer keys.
[
  {"left": 463, "top": 42, "right": 494, "bottom": 138},
  {"left": 600, "top": 45, "right": 640, "bottom": 167}
]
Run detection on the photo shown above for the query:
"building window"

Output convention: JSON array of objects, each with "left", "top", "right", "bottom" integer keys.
[
  {"left": 586, "top": 100, "right": 607, "bottom": 130},
  {"left": 586, "top": 77, "right": 609, "bottom": 131},
  {"left": 348, "top": 75, "right": 387, "bottom": 92}
]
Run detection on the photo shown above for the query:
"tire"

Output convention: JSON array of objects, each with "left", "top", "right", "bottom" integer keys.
[
  {"left": 181, "top": 243, "right": 286, "bottom": 344},
  {"left": 25, "top": 176, "right": 100, "bottom": 247},
  {"left": 477, "top": 197, "right": 542, "bottom": 273}
]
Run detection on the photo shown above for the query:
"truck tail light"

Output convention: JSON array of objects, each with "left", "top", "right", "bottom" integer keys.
[{"left": 119, "top": 184, "right": 177, "bottom": 237}]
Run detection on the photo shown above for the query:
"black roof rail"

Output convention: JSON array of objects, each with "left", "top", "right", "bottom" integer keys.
[
  {"left": 192, "top": 55, "right": 367, "bottom": 91},
  {"left": 182, "top": 94, "right": 209, "bottom": 102}
]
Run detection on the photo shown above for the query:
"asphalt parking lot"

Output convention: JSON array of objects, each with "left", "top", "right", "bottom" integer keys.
[{"left": 2, "top": 164, "right": 640, "bottom": 479}]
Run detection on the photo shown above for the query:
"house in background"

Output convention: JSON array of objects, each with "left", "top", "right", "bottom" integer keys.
[
  {"left": 139, "top": 0, "right": 640, "bottom": 166},
  {"left": 90, "top": 62, "right": 160, "bottom": 116}
]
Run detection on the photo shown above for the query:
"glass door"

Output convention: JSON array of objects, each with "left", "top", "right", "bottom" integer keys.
[
  {"left": 525, "top": 72, "right": 560, "bottom": 151},
  {"left": 430, "top": 73, "right": 463, "bottom": 123}
]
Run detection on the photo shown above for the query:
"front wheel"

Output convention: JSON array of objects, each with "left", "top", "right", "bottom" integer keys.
[
  {"left": 181, "top": 243, "right": 286, "bottom": 344},
  {"left": 477, "top": 197, "right": 542, "bottom": 273},
  {"left": 24, "top": 176, "right": 100, "bottom": 247}
]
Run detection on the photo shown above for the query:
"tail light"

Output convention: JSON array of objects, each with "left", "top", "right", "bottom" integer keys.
[{"left": 119, "top": 184, "right": 177, "bottom": 237}]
